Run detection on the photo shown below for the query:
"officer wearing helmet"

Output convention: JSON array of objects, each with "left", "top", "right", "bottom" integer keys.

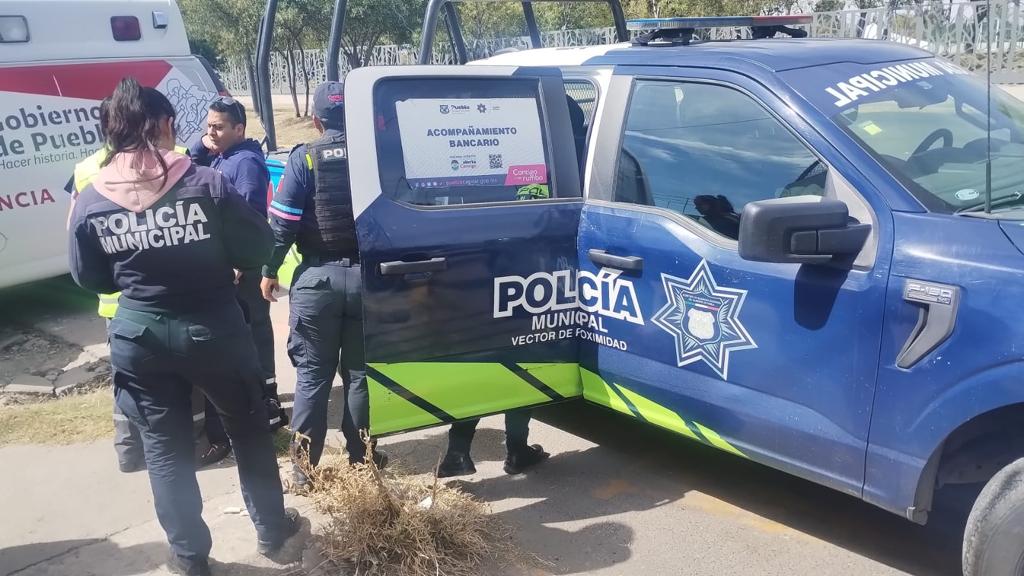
[{"left": 261, "top": 81, "right": 385, "bottom": 490}]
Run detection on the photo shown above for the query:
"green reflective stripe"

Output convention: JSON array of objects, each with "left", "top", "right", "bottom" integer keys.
[
  {"left": 367, "top": 362, "right": 581, "bottom": 436},
  {"left": 516, "top": 363, "right": 583, "bottom": 398},
  {"left": 581, "top": 368, "right": 633, "bottom": 416},
  {"left": 614, "top": 384, "right": 699, "bottom": 441},
  {"left": 579, "top": 368, "right": 746, "bottom": 458},
  {"left": 368, "top": 377, "right": 443, "bottom": 435},
  {"left": 305, "top": 153, "right": 313, "bottom": 170},
  {"left": 693, "top": 422, "right": 745, "bottom": 457},
  {"left": 373, "top": 362, "right": 553, "bottom": 420},
  {"left": 366, "top": 362, "right": 744, "bottom": 458}
]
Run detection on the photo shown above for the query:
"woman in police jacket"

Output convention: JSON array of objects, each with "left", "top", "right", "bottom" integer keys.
[{"left": 67, "top": 78, "right": 298, "bottom": 576}]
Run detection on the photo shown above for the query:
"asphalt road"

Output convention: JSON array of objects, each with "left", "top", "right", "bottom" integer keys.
[{"left": 0, "top": 276, "right": 974, "bottom": 576}]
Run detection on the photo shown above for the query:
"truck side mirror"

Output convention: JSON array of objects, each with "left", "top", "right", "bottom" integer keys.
[{"left": 738, "top": 196, "right": 871, "bottom": 265}]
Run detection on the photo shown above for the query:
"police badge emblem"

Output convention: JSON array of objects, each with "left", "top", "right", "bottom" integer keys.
[{"left": 652, "top": 260, "right": 756, "bottom": 380}]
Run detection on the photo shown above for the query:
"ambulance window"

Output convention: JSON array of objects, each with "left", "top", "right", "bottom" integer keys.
[
  {"left": 111, "top": 16, "right": 142, "bottom": 41},
  {"left": 0, "top": 16, "right": 29, "bottom": 43},
  {"left": 373, "top": 77, "right": 560, "bottom": 207},
  {"left": 614, "top": 80, "right": 826, "bottom": 240}
]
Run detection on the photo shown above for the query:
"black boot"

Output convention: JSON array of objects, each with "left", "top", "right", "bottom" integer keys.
[
  {"left": 166, "top": 550, "right": 211, "bottom": 576},
  {"left": 257, "top": 508, "right": 302, "bottom": 556},
  {"left": 504, "top": 444, "right": 549, "bottom": 475},
  {"left": 437, "top": 451, "right": 476, "bottom": 478},
  {"left": 197, "top": 442, "right": 231, "bottom": 469}
]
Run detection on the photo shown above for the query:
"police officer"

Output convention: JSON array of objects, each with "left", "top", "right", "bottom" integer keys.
[
  {"left": 436, "top": 177, "right": 553, "bottom": 479},
  {"left": 436, "top": 409, "right": 549, "bottom": 478},
  {"left": 68, "top": 78, "right": 298, "bottom": 576},
  {"left": 260, "top": 81, "right": 383, "bottom": 489},
  {"left": 66, "top": 97, "right": 206, "bottom": 474}
]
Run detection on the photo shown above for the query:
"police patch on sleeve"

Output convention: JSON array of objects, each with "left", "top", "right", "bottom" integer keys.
[{"left": 652, "top": 260, "right": 756, "bottom": 380}]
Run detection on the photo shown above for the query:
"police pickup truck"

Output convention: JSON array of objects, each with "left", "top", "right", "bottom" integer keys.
[{"left": 340, "top": 15, "right": 1024, "bottom": 575}]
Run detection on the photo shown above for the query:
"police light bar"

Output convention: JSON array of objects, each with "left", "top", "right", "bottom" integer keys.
[{"left": 627, "top": 15, "right": 813, "bottom": 31}]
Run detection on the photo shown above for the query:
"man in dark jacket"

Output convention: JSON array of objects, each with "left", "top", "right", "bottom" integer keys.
[
  {"left": 190, "top": 98, "right": 270, "bottom": 215},
  {"left": 190, "top": 98, "right": 285, "bottom": 467}
]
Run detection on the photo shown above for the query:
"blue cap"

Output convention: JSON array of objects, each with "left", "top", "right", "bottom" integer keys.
[{"left": 313, "top": 81, "right": 344, "bottom": 126}]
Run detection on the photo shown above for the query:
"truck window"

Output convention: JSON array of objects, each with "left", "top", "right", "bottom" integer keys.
[
  {"left": 613, "top": 80, "right": 826, "bottom": 240},
  {"left": 564, "top": 79, "right": 597, "bottom": 173},
  {"left": 827, "top": 72, "right": 1024, "bottom": 215},
  {"left": 373, "top": 77, "right": 567, "bottom": 207}
]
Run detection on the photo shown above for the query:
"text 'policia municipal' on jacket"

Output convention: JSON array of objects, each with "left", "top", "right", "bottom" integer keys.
[
  {"left": 264, "top": 129, "right": 357, "bottom": 277},
  {"left": 189, "top": 138, "right": 270, "bottom": 217},
  {"left": 68, "top": 150, "right": 273, "bottom": 314}
]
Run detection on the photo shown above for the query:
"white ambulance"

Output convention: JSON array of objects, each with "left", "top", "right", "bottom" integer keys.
[{"left": 0, "top": 0, "right": 225, "bottom": 288}]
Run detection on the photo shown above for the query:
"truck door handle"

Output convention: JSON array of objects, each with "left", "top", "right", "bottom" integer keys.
[
  {"left": 588, "top": 249, "right": 643, "bottom": 271},
  {"left": 896, "top": 280, "right": 960, "bottom": 369},
  {"left": 379, "top": 257, "right": 447, "bottom": 276}
]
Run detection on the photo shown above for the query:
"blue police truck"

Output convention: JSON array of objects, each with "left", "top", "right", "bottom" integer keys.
[{"left": 329, "top": 11, "right": 1024, "bottom": 575}]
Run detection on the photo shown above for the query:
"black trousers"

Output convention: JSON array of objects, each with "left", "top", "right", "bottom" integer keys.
[
  {"left": 286, "top": 261, "right": 369, "bottom": 468},
  {"left": 447, "top": 409, "right": 532, "bottom": 456},
  {"left": 205, "top": 269, "right": 277, "bottom": 446},
  {"left": 110, "top": 305, "right": 289, "bottom": 568}
]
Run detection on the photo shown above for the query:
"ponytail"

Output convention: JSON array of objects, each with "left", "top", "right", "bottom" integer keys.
[{"left": 102, "top": 77, "right": 178, "bottom": 188}]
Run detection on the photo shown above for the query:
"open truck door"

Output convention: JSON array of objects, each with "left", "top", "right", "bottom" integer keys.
[{"left": 345, "top": 65, "right": 585, "bottom": 435}]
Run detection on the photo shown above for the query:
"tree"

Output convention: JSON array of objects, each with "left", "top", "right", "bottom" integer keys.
[
  {"left": 276, "top": 0, "right": 331, "bottom": 117},
  {"left": 454, "top": 2, "right": 523, "bottom": 40},
  {"left": 813, "top": 0, "right": 846, "bottom": 11},
  {"left": 188, "top": 37, "right": 226, "bottom": 69},
  {"left": 340, "top": 0, "right": 424, "bottom": 69},
  {"left": 535, "top": 3, "right": 614, "bottom": 30},
  {"left": 179, "top": 0, "right": 266, "bottom": 111}
]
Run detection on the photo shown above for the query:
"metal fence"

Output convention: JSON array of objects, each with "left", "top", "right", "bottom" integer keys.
[
  {"left": 220, "top": 0, "right": 1023, "bottom": 95},
  {"left": 813, "top": 0, "right": 1023, "bottom": 82}
]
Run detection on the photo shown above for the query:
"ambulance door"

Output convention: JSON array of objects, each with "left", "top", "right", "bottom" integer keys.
[
  {"left": 345, "top": 66, "right": 584, "bottom": 436},
  {"left": 0, "top": 55, "right": 219, "bottom": 289}
]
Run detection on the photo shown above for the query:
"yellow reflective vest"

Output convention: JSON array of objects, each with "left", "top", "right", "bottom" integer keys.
[{"left": 73, "top": 146, "right": 189, "bottom": 319}]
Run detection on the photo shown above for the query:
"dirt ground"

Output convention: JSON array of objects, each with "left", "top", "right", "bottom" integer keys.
[
  {"left": 246, "top": 106, "right": 320, "bottom": 150},
  {"left": 0, "top": 327, "right": 84, "bottom": 390}
]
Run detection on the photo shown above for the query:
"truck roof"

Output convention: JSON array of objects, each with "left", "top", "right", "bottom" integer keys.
[
  {"left": 473, "top": 38, "right": 934, "bottom": 72},
  {"left": 0, "top": 0, "right": 189, "bottom": 64}
]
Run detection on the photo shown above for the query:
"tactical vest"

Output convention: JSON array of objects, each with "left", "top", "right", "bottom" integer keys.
[{"left": 298, "top": 132, "right": 358, "bottom": 260}]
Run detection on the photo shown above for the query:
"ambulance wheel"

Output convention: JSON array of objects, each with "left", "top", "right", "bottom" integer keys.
[{"left": 963, "top": 457, "right": 1024, "bottom": 576}]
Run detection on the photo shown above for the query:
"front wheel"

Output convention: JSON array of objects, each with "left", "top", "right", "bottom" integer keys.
[{"left": 963, "top": 457, "right": 1024, "bottom": 576}]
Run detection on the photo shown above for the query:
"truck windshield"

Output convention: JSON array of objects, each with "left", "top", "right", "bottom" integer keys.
[{"left": 816, "top": 62, "right": 1024, "bottom": 217}]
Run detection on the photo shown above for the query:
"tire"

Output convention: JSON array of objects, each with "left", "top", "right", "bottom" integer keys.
[{"left": 963, "top": 457, "right": 1024, "bottom": 576}]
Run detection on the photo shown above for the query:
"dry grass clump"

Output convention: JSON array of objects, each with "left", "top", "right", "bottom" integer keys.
[
  {"left": 302, "top": 441, "right": 515, "bottom": 576},
  {"left": 0, "top": 387, "right": 112, "bottom": 445}
]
